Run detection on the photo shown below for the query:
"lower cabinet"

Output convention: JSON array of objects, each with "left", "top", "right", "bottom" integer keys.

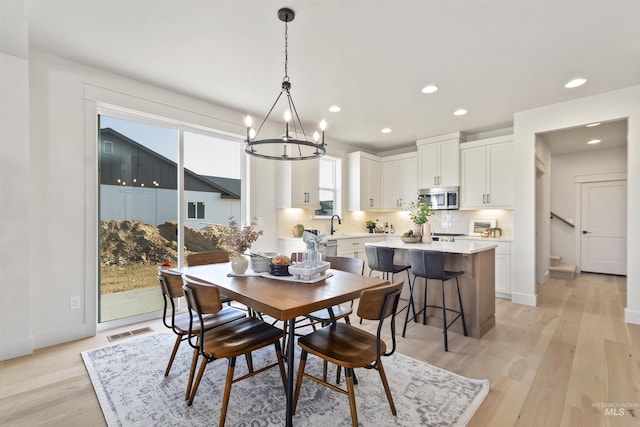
[
  {"left": 493, "top": 242, "right": 512, "bottom": 299},
  {"left": 336, "top": 235, "right": 387, "bottom": 273},
  {"left": 457, "top": 238, "right": 511, "bottom": 298}
]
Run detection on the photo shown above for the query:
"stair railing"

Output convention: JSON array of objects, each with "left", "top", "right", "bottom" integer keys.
[{"left": 550, "top": 211, "right": 575, "bottom": 228}]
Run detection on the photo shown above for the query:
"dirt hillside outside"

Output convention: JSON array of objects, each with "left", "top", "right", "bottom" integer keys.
[{"left": 100, "top": 220, "right": 222, "bottom": 293}]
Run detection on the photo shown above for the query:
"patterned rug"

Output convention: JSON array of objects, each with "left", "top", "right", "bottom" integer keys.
[{"left": 81, "top": 331, "right": 489, "bottom": 426}]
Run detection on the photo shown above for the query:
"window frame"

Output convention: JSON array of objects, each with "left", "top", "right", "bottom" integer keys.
[{"left": 314, "top": 155, "right": 342, "bottom": 219}]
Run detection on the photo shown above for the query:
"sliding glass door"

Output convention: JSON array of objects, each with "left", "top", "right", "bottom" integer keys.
[
  {"left": 98, "top": 114, "right": 179, "bottom": 323},
  {"left": 97, "top": 112, "right": 244, "bottom": 325}
]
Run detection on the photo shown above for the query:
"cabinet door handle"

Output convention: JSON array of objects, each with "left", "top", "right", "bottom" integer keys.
[
  {"left": 487, "top": 193, "right": 490, "bottom": 204},
  {"left": 483, "top": 194, "right": 486, "bottom": 204}
]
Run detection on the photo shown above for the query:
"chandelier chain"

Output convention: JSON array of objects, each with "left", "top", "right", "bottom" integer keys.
[{"left": 283, "top": 19, "right": 289, "bottom": 81}]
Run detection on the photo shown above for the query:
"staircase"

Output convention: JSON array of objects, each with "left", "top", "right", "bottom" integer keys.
[{"left": 549, "top": 255, "right": 577, "bottom": 280}]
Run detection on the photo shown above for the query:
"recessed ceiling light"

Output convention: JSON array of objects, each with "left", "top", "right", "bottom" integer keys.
[
  {"left": 381, "top": 128, "right": 392, "bottom": 134},
  {"left": 453, "top": 109, "right": 467, "bottom": 116},
  {"left": 329, "top": 105, "right": 341, "bottom": 112},
  {"left": 421, "top": 85, "right": 438, "bottom": 94},
  {"left": 587, "top": 139, "right": 601, "bottom": 145},
  {"left": 565, "top": 78, "right": 587, "bottom": 88},
  {"left": 586, "top": 122, "right": 601, "bottom": 127}
]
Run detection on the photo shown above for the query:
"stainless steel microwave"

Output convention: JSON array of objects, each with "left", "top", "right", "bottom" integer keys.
[{"left": 418, "top": 186, "right": 459, "bottom": 210}]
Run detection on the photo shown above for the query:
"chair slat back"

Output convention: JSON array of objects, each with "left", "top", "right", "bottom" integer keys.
[
  {"left": 158, "top": 267, "right": 185, "bottom": 299},
  {"left": 325, "top": 256, "right": 365, "bottom": 275},
  {"left": 182, "top": 275, "right": 224, "bottom": 315},
  {"left": 187, "top": 250, "right": 229, "bottom": 266},
  {"left": 290, "top": 252, "right": 305, "bottom": 263},
  {"left": 408, "top": 249, "right": 445, "bottom": 279},
  {"left": 365, "top": 246, "right": 396, "bottom": 272},
  {"left": 357, "top": 281, "right": 403, "bottom": 321}
]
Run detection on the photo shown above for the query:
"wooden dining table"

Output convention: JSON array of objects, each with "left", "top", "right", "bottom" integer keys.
[{"left": 172, "top": 262, "right": 387, "bottom": 427}]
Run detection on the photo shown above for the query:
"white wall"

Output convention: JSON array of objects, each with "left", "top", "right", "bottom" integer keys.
[
  {"left": 0, "top": 0, "right": 32, "bottom": 360},
  {"left": 535, "top": 138, "right": 551, "bottom": 282},
  {"left": 550, "top": 147, "right": 627, "bottom": 265},
  {"left": 1, "top": 41, "right": 346, "bottom": 358},
  {"left": 513, "top": 86, "right": 640, "bottom": 326}
]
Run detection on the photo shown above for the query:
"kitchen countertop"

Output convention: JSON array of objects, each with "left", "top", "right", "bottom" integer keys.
[{"left": 366, "top": 239, "right": 497, "bottom": 255}]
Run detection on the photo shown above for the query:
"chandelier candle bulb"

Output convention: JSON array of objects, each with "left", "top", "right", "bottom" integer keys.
[
  {"left": 284, "top": 110, "right": 291, "bottom": 140},
  {"left": 244, "top": 115, "right": 253, "bottom": 141}
]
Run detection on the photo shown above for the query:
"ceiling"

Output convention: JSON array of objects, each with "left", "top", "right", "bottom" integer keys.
[{"left": 25, "top": 1, "right": 640, "bottom": 154}]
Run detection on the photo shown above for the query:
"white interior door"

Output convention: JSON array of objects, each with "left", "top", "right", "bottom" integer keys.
[{"left": 580, "top": 180, "right": 627, "bottom": 275}]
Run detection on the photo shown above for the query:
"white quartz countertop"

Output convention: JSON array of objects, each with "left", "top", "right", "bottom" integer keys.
[{"left": 365, "top": 239, "right": 497, "bottom": 255}]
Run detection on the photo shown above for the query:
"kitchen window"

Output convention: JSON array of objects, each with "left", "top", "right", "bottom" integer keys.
[{"left": 315, "top": 156, "right": 341, "bottom": 218}]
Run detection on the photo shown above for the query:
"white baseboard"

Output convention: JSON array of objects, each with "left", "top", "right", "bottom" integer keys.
[
  {"left": 495, "top": 292, "right": 512, "bottom": 300},
  {"left": 510, "top": 292, "right": 537, "bottom": 307},
  {"left": 625, "top": 308, "right": 640, "bottom": 325}
]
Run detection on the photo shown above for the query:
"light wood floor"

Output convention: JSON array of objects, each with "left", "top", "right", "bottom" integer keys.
[{"left": 1, "top": 273, "right": 639, "bottom": 426}]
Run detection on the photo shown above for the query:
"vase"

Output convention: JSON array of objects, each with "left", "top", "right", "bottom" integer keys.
[
  {"left": 421, "top": 223, "right": 433, "bottom": 244},
  {"left": 231, "top": 254, "right": 249, "bottom": 274}
]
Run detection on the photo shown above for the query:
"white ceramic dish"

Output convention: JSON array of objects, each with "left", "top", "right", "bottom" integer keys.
[{"left": 288, "top": 261, "right": 330, "bottom": 281}]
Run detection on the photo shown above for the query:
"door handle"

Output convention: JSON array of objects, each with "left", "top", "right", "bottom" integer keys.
[{"left": 582, "top": 230, "right": 591, "bottom": 234}]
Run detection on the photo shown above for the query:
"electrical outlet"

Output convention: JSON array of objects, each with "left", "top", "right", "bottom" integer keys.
[{"left": 70, "top": 296, "right": 81, "bottom": 310}]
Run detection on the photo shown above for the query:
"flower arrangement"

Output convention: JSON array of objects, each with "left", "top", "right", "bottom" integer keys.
[
  {"left": 406, "top": 201, "right": 434, "bottom": 225},
  {"left": 211, "top": 217, "right": 263, "bottom": 257}
]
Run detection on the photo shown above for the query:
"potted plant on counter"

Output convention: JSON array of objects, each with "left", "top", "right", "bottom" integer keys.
[
  {"left": 365, "top": 220, "right": 376, "bottom": 233},
  {"left": 407, "top": 201, "right": 434, "bottom": 243}
]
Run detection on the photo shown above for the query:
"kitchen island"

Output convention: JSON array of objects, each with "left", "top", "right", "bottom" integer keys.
[{"left": 366, "top": 240, "right": 497, "bottom": 339}]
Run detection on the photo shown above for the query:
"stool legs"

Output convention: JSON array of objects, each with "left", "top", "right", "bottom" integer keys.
[
  {"left": 403, "top": 275, "right": 467, "bottom": 352},
  {"left": 441, "top": 280, "right": 448, "bottom": 351},
  {"left": 455, "top": 277, "right": 468, "bottom": 336}
]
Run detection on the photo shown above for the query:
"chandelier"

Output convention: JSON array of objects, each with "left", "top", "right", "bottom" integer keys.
[{"left": 244, "top": 8, "right": 326, "bottom": 161}]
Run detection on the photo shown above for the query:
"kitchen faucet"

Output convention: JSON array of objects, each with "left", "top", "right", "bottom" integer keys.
[{"left": 330, "top": 214, "right": 341, "bottom": 235}]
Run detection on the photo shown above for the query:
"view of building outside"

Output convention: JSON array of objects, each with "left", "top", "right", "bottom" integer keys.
[{"left": 98, "top": 114, "right": 242, "bottom": 323}]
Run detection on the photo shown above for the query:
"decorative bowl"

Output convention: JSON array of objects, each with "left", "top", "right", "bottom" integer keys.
[
  {"left": 288, "top": 261, "right": 330, "bottom": 281},
  {"left": 401, "top": 236, "right": 422, "bottom": 243},
  {"left": 269, "top": 263, "right": 291, "bottom": 276}
]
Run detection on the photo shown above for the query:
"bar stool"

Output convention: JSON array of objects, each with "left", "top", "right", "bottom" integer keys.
[
  {"left": 403, "top": 249, "right": 467, "bottom": 351},
  {"left": 365, "top": 245, "right": 413, "bottom": 321}
]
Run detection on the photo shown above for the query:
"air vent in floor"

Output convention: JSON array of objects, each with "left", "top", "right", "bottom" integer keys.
[{"left": 107, "top": 326, "right": 153, "bottom": 342}]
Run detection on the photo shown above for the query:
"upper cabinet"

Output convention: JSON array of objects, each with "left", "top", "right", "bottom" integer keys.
[
  {"left": 460, "top": 135, "right": 514, "bottom": 209},
  {"left": 416, "top": 132, "right": 465, "bottom": 188},
  {"left": 381, "top": 152, "right": 418, "bottom": 210},
  {"left": 277, "top": 160, "right": 320, "bottom": 209},
  {"left": 347, "top": 151, "right": 381, "bottom": 211}
]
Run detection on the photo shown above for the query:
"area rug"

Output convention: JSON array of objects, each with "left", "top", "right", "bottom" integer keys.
[{"left": 81, "top": 331, "right": 489, "bottom": 426}]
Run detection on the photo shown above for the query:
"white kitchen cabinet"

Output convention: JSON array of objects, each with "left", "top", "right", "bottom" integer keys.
[
  {"left": 457, "top": 237, "right": 512, "bottom": 298},
  {"left": 381, "top": 152, "right": 418, "bottom": 210},
  {"left": 416, "top": 132, "right": 465, "bottom": 188},
  {"left": 460, "top": 135, "right": 513, "bottom": 209},
  {"left": 277, "top": 159, "right": 320, "bottom": 209},
  {"left": 336, "top": 235, "right": 386, "bottom": 273},
  {"left": 347, "top": 151, "right": 381, "bottom": 211}
]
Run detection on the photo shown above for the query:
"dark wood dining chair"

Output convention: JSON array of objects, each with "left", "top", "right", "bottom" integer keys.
[
  {"left": 157, "top": 267, "right": 245, "bottom": 378},
  {"left": 186, "top": 250, "right": 233, "bottom": 305},
  {"left": 182, "top": 275, "right": 287, "bottom": 427},
  {"left": 305, "top": 256, "right": 365, "bottom": 382},
  {"left": 292, "top": 280, "right": 403, "bottom": 427}
]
